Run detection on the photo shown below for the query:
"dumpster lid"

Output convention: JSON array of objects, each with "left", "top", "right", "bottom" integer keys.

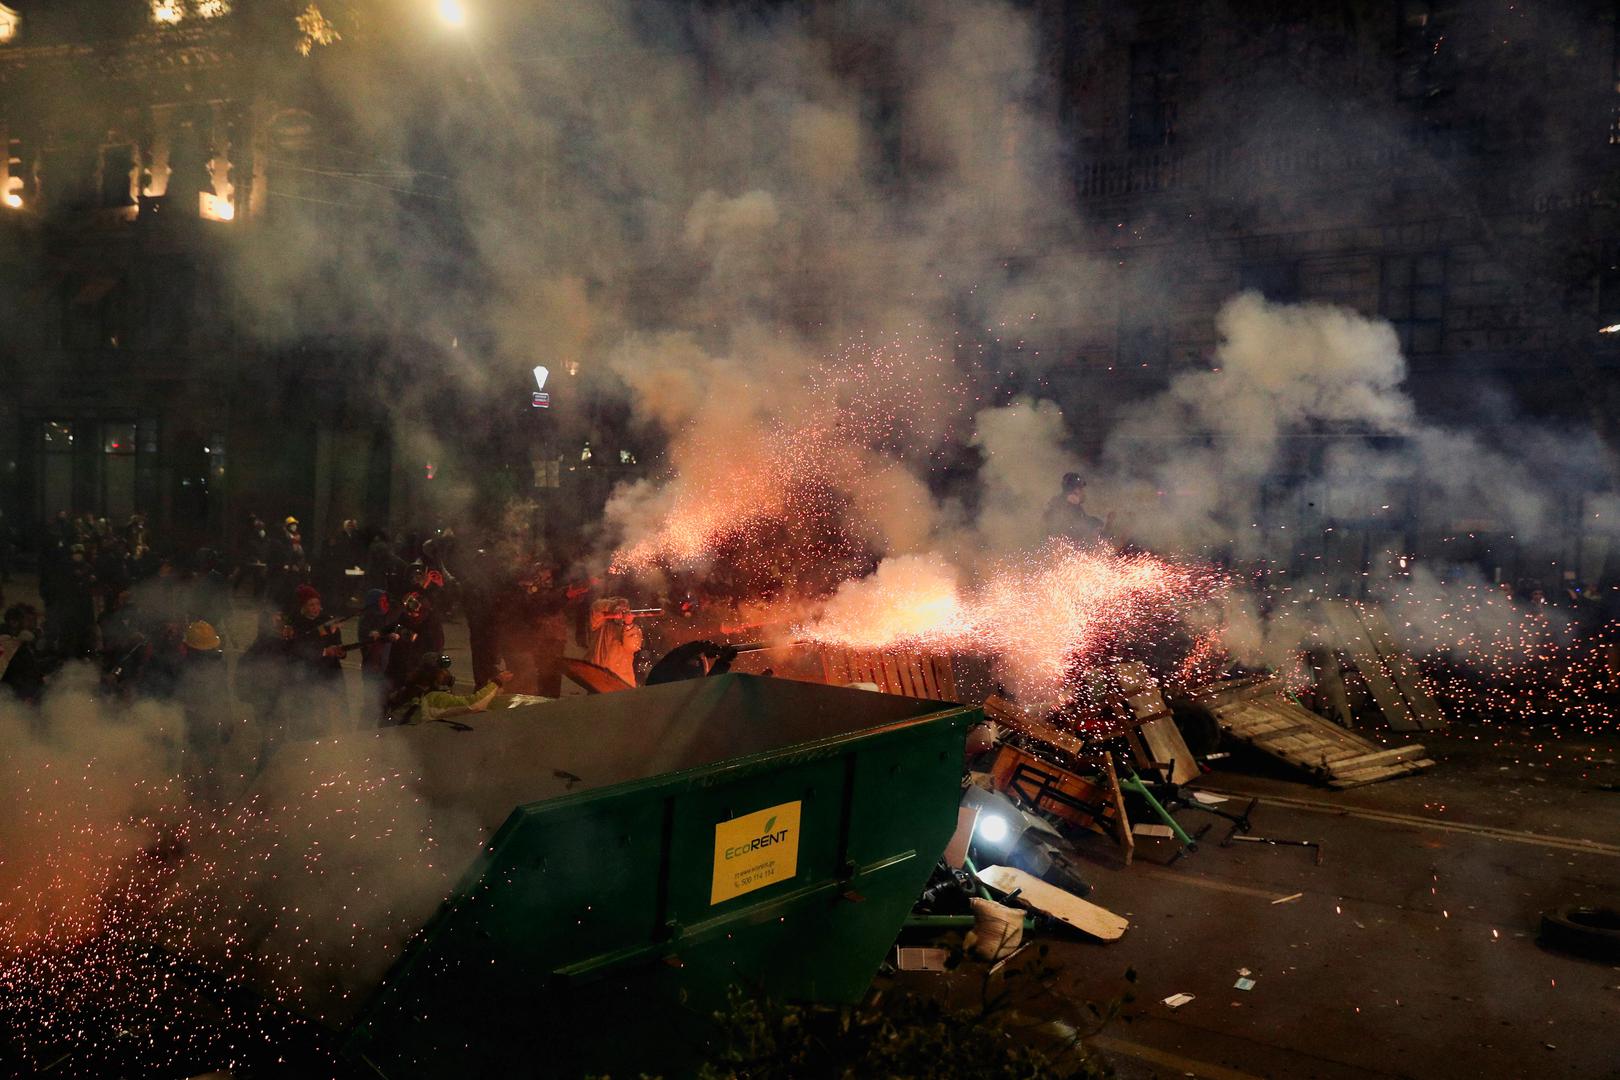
[{"left": 387, "top": 674, "right": 964, "bottom": 831}]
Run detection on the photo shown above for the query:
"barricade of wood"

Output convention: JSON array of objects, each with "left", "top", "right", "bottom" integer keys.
[
  {"left": 1175, "top": 674, "right": 1434, "bottom": 788},
  {"left": 819, "top": 645, "right": 958, "bottom": 701}
]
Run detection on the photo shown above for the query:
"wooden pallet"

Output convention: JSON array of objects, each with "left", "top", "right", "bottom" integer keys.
[
  {"left": 1320, "top": 602, "right": 1446, "bottom": 731},
  {"left": 1114, "top": 662, "right": 1199, "bottom": 785},
  {"left": 1176, "top": 676, "right": 1434, "bottom": 788},
  {"left": 819, "top": 645, "right": 958, "bottom": 701}
]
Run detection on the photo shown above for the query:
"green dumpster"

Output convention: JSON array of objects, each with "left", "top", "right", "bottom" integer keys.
[{"left": 344, "top": 673, "right": 976, "bottom": 1077}]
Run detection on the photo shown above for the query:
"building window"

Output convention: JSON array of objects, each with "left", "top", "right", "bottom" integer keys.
[
  {"left": 1127, "top": 40, "right": 1180, "bottom": 150},
  {"left": 1239, "top": 260, "right": 1301, "bottom": 304},
  {"left": 40, "top": 421, "right": 74, "bottom": 518},
  {"left": 42, "top": 421, "right": 73, "bottom": 451},
  {"left": 103, "top": 423, "right": 139, "bottom": 522},
  {"left": 1380, "top": 252, "right": 1446, "bottom": 355}
]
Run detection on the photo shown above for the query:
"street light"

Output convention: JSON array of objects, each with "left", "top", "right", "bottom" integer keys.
[{"left": 436, "top": 0, "right": 467, "bottom": 28}]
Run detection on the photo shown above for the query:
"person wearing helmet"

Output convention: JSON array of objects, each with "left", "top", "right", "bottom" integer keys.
[
  {"left": 1043, "top": 471, "right": 1112, "bottom": 545},
  {"left": 267, "top": 516, "right": 311, "bottom": 612},
  {"left": 179, "top": 619, "right": 231, "bottom": 802}
]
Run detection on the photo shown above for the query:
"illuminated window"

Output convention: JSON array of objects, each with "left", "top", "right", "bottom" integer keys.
[
  {"left": 151, "top": 1, "right": 184, "bottom": 25},
  {"left": 103, "top": 424, "right": 137, "bottom": 455},
  {"left": 41, "top": 421, "right": 73, "bottom": 450},
  {"left": 0, "top": 4, "right": 19, "bottom": 44},
  {"left": 196, "top": 0, "right": 231, "bottom": 16}
]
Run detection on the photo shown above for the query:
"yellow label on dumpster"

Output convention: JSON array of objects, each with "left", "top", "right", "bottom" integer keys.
[{"left": 711, "top": 800, "right": 801, "bottom": 905}]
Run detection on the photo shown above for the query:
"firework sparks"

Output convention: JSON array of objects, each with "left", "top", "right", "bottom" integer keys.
[
  {"left": 799, "top": 541, "right": 1228, "bottom": 705},
  {"left": 609, "top": 337, "right": 961, "bottom": 583}
]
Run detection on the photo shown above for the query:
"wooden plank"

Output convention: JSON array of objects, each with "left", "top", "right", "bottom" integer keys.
[
  {"left": 917, "top": 654, "right": 940, "bottom": 699},
  {"left": 1220, "top": 712, "right": 1300, "bottom": 738},
  {"left": 1357, "top": 607, "right": 1447, "bottom": 730},
  {"left": 934, "top": 655, "right": 957, "bottom": 701},
  {"left": 1136, "top": 715, "right": 1199, "bottom": 785},
  {"left": 1329, "top": 751, "right": 1432, "bottom": 780},
  {"left": 976, "top": 865, "right": 1129, "bottom": 941},
  {"left": 1101, "top": 754, "right": 1134, "bottom": 866},
  {"left": 1174, "top": 674, "right": 1278, "bottom": 710},
  {"left": 1328, "top": 759, "right": 1434, "bottom": 788},
  {"left": 1124, "top": 728, "right": 1157, "bottom": 775},
  {"left": 1198, "top": 682, "right": 1428, "bottom": 788},
  {"left": 1308, "top": 648, "right": 1357, "bottom": 729},
  {"left": 1330, "top": 745, "right": 1428, "bottom": 771},
  {"left": 1322, "top": 602, "right": 1419, "bottom": 731},
  {"left": 984, "top": 695, "right": 1087, "bottom": 758},
  {"left": 880, "top": 654, "right": 905, "bottom": 696},
  {"left": 893, "top": 653, "right": 920, "bottom": 697},
  {"left": 906, "top": 654, "right": 933, "bottom": 699}
]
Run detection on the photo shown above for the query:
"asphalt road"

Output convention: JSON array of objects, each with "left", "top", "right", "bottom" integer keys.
[{"left": 901, "top": 727, "right": 1620, "bottom": 1079}]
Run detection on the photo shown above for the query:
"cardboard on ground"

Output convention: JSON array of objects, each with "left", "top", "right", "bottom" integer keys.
[{"left": 975, "top": 864, "right": 1129, "bottom": 942}]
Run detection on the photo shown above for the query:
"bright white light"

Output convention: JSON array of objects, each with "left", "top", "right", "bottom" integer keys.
[
  {"left": 151, "top": 0, "right": 183, "bottom": 25},
  {"left": 533, "top": 365, "right": 549, "bottom": 391},
  {"left": 436, "top": 0, "right": 467, "bottom": 28},
  {"left": 1601, "top": 323, "right": 1620, "bottom": 335},
  {"left": 976, "top": 814, "right": 1009, "bottom": 844},
  {"left": 3, "top": 193, "right": 20, "bottom": 210}
]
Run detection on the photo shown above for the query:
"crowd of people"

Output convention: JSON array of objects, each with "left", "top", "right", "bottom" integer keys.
[{"left": 0, "top": 509, "right": 649, "bottom": 795}]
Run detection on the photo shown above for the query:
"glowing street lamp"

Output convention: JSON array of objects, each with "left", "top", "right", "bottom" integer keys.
[{"left": 436, "top": 0, "right": 467, "bottom": 28}]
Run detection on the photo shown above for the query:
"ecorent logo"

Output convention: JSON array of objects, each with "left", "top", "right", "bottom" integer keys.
[
  {"left": 710, "top": 800, "right": 803, "bottom": 904},
  {"left": 723, "top": 814, "right": 791, "bottom": 860}
]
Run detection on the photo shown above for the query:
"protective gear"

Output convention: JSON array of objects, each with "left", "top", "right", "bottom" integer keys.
[
  {"left": 284, "top": 516, "right": 300, "bottom": 527},
  {"left": 295, "top": 584, "right": 321, "bottom": 605},
  {"left": 184, "top": 620, "right": 222, "bottom": 651}
]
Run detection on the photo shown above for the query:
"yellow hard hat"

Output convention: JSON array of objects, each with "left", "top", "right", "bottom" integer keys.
[
  {"left": 184, "top": 620, "right": 222, "bottom": 651},
  {"left": 284, "top": 515, "right": 299, "bottom": 527}
]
